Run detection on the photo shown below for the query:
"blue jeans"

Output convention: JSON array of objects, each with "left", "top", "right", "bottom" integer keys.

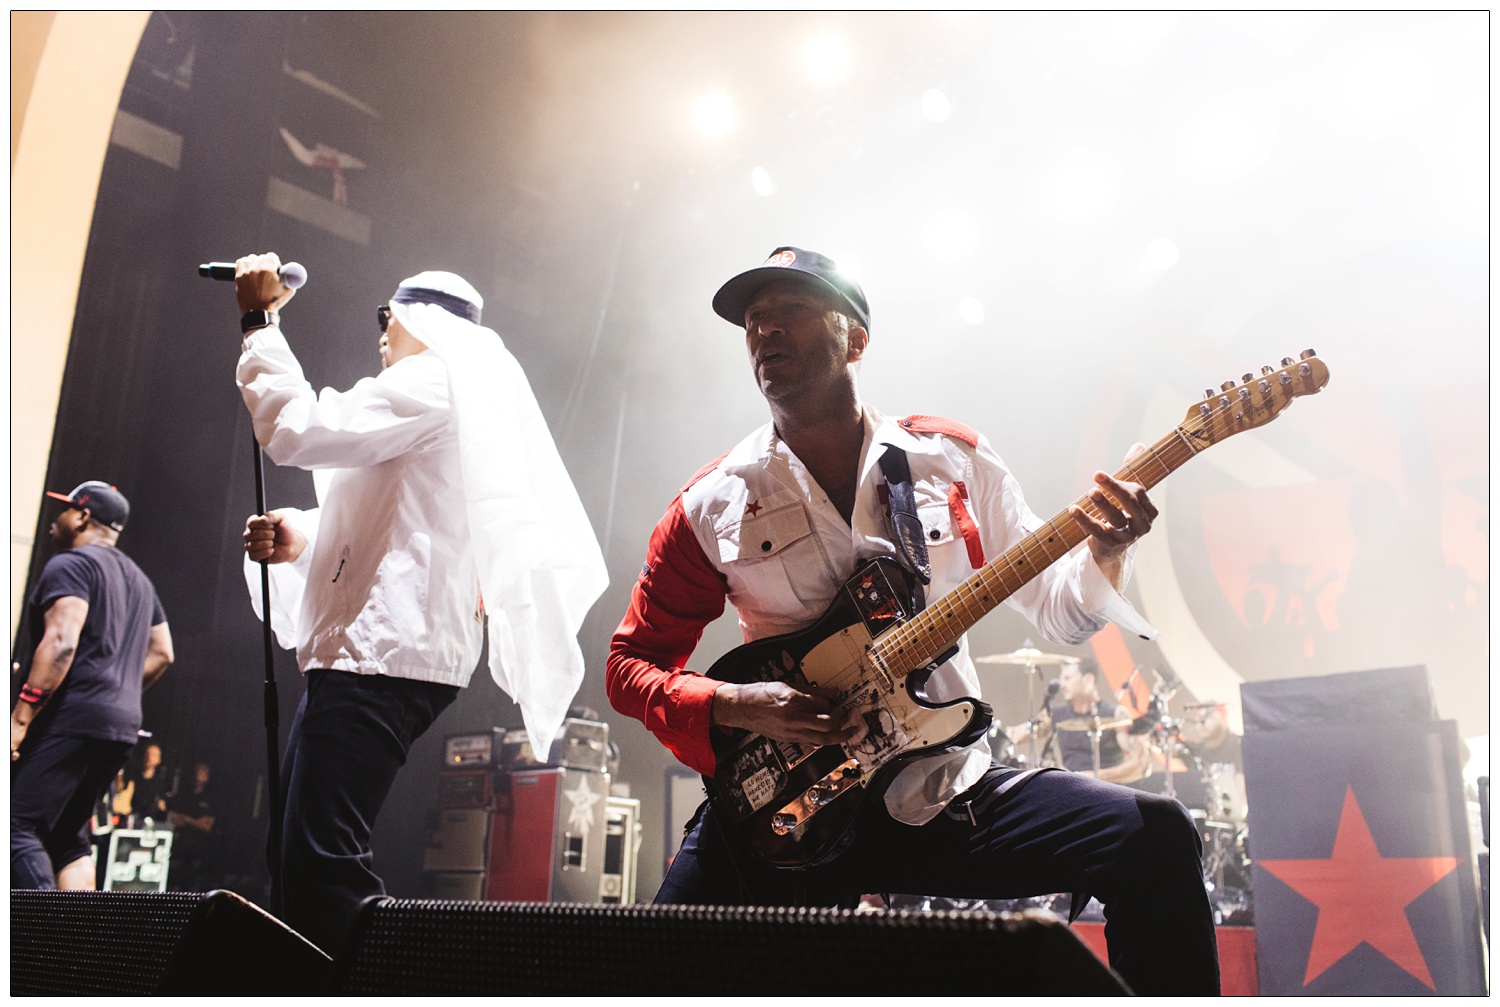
[
  {"left": 11, "top": 731, "right": 133, "bottom": 888},
  {"left": 657, "top": 765, "right": 1220, "bottom": 995},
  {"left": 279, "top": 669, "right": 458, "bottom": 955}
]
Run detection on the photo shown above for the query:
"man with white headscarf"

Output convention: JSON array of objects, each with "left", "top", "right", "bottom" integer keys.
[{"left": 231, "top": 253, "right": 607, "bottom": 953}]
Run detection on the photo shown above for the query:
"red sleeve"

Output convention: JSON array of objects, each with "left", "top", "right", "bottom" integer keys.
[{"left": 606, "top": 494, "right": 730, "bottom": 776}]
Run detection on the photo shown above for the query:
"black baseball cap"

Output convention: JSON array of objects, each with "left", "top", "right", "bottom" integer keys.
[
  {"left": 712, "top": 246, "right": 871, "bottom": 332},
  {"left": 46, "top": 481, "right": 130, "bottom": 532}
]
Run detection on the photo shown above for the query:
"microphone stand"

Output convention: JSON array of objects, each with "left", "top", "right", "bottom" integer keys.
[{"left": 252, "top": 437, "right": 285, "bottom": 918}]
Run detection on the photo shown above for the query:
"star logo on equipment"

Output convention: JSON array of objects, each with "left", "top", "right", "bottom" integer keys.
[
  {"left": 1258, "top": 786, "right": 1460, "bottom": 990},
  {"left": 563, "top": 776, "right": 603, "bottom": 836}
]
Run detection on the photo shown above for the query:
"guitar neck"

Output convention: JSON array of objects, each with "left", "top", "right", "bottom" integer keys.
[{"left": 872, "top": 425, "right": 1200, "bottom": 675}]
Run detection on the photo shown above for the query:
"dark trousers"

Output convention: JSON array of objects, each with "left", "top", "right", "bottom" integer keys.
[
  {"left": 280, "top": 669, "right": 458, "bottom": 955},
  {"left": 11, "top": 731, "right": 133, "bottom": 889},
  {"left": 657, "top": 765, "right": 1221, "bottom": 996}
]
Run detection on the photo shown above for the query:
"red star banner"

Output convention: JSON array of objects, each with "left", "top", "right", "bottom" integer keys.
[{"left": 1243, "top": 717, "right": 1484, "bottom": 994}]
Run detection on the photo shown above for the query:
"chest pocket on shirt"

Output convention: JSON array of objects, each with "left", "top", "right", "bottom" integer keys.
[
  {"left": 715, "top": 496, "right": 824, "bottom": 620},
  {"left": 915, "top": 501, "right": 956, "bottom": 548}
]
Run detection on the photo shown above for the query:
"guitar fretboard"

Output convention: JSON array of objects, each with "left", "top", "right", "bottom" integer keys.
[{"left": 871, "top": 426, "right": 1200, "bottom": 675}]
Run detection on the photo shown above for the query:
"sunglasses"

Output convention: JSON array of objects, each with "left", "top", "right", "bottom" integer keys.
[{"left": 377, "top": 305, "right": 391, "bottom": 332}]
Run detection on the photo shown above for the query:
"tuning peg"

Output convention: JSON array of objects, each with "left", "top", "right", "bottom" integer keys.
[
  {"left": 1220, "top": 380, "right": 1236, "bottom": 392},
  {"left": 1281, "top": 357, "right": 1294, "bottom": 366},
  {"left": 1261, "top": 365, "right": 1274, "bottom": 375},
  {"left": 1204, "top": 389, "right": 1215, "bottom": 400},
  {"left": 1300, "top": 348, "right": 1316, "bottom": 359},
  {"left": 1242, "top": 372, "right": 1254, "bottom": 384}
]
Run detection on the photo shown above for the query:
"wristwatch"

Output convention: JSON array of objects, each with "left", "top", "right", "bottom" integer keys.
[{"left": 240, "top": 309, "right": 279, "bottom": 334}]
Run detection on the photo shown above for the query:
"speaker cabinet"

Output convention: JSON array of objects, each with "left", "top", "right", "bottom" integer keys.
[
  {"left": 330, "top": 900, "right": 1128, "bottom": 994},
  {"left": 10, "top": 889, "right": 331, "bottom": 995}
]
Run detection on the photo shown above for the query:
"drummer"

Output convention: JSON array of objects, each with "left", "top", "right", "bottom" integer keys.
[{"left": 1010, "top": 658, "right": 1151, "bottom": 784}]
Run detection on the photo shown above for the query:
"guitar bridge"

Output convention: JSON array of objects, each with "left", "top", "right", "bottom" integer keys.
[{"left": 769, "top": 758, "right": 864, "bottom": 836}]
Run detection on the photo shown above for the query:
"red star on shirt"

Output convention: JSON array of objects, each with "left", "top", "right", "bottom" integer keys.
[
  {"left": 1258, "top": 786, "right": 1460, "bottom": 990},
  {"left": 745, "top": 500, "right": 762, "bottom": 517}
]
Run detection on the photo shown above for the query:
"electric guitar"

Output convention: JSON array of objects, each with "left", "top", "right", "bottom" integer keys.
[{"left": 704, "top": 351, "right": 1330, "bottom": 868}]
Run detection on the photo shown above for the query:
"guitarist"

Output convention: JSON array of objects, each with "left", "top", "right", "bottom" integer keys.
[{"left": 606, "top": 246, "right": 1219, "bottom": 995}]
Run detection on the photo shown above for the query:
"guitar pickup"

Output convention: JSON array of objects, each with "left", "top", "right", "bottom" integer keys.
[{"left": 769, "top": 758, "right": 864, "bottom": 836}]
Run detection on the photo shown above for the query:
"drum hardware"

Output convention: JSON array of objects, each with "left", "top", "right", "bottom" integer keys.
[{"left": 975, "top": 641, "right": 1078, "bottom": 770}]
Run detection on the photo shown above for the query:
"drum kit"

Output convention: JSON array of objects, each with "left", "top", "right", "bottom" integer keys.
[{"left": 975, "top": 643, "right": 1253, "bottom": 922}]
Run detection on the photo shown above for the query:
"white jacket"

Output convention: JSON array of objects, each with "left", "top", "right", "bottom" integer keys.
[{"left": 239, "top": 327, "right": 483, "bottom": 686}]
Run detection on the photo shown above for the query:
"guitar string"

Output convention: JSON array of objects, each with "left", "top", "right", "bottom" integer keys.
[{"left": 868, "top": 385, "right": 1281, "bottom": 672}]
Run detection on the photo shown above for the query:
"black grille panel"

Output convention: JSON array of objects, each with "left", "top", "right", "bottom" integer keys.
[{"left": 336, "top": 901, "right": 1126, "bottom": 994}]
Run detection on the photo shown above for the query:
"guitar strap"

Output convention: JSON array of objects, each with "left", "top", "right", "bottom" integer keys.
[
  {"left": 877, "top": 444, "right": 931, "bottom": 609},
  {"left": 878, "top": 445, "right": 961, "bottom": 669}
]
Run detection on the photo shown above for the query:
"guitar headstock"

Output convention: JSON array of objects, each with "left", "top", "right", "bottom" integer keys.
[{"left": 1178, "top": 350, "right": 1329, "bottom": 448}]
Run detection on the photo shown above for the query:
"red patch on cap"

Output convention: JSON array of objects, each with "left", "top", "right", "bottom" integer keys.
[{"left": 764, "top": 250, "right": 797, "bottom": 267}]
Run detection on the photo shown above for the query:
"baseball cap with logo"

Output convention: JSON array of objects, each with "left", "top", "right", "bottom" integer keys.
[
  {"left": 712, "top": 246, "right": 871, "bottom": 332},
  {"left": 46, "top": 481, "right": 130, "bottom": 532}
]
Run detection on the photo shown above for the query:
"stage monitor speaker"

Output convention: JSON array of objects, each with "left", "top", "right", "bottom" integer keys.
[
  {"left": 11, "top": 889, "right": 331, "bottom": 995},
  {"left": 330, "top": 900, "right": 1128, "bottom": 994}
]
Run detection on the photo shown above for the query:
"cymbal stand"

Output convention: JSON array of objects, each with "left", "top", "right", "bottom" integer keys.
[{"left": 1153, "top": 716, "right": 1182, "bottom": 800}]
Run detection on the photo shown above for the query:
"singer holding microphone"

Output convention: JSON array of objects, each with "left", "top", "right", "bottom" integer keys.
[{"left": 227, "top": 253, "right": 607, "bottom": 954}]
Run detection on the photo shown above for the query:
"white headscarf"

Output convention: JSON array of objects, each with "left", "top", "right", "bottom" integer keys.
[{"left": 391, "top": 271, "right": 608, "bottom": 757}]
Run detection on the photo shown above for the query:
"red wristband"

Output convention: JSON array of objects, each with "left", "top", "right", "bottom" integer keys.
[{"left": 18, "top": 683, "right": 52, "bottom": 706}]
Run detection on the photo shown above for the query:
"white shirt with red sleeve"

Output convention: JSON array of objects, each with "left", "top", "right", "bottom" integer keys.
[{"left": 608, "top": 405, "right": 1157, "bottom": 826}]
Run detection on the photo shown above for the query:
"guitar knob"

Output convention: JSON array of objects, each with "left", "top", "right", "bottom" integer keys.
[
  {"left": 1281, "top": 357, "right": 1295, "bottom": 366},
  {"left": 1300, "top": 348, "right": 1316, "bottom": 359},
  {"left": 1261, "top": 365, "right": 1274, "bottom": 375},
  {"left": 1299, "top": 362, "right": 1312, "bottom": 376},
  {"left": 1237, "top": 387, "right": 1251, "bottom": 401},
  {"left": 1279, "top": 371, "right": 1292, "bottom": 385},
  {"left": 1220, "top": 380, "right": 1236, "bottom": 392},
  {"left": 1204, "top": 389, "right": 1215, "bottom": 400},
  {"left": 1258, "top": 380, "right": 1271, "bottom": 393},
  {"left": 1241, "top": 373, "right": 1254, "bottom": 384}
]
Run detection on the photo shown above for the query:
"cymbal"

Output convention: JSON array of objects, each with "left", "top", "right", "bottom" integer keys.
[
  {"left": 975, "top": 646, "right": 1077, "bottom": 666},
  {"left": 1055, "top": 717, "right": 1132, "bottom": 732}
]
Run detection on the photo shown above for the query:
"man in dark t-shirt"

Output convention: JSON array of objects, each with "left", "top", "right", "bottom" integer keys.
[{"left": 11, "top": 481, "right": 174, "bottom": 889}]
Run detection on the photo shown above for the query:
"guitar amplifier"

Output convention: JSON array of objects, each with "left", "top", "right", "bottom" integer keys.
[
  {"left": 434, "top": 768, "right": 493, "bottom": 809},
  {"left": 444, "top": 730, "right": 502, "bottom": 768},
  {"left": 422, "top": 808, "right": 490, "bottom": 873},
  {"left": 600, "top": 796, "right": 641, "bottom": 904}
]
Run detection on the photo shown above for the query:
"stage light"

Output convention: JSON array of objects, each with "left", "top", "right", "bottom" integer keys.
[
  {"left": 692, "top": 92, "right": 736, "bottom": 139},
  {"left": 959, "top": 297, "right": 985, "bottom": 326},
  {"left": 1143, "top": 237, "right": 1179, "bottom": 271},
  {"left": 750, "top": 166, "right": 777, "bottom": 196},
  {"left": 922, "top": 89, "right": 952, "bottom": 123},
  {"left": 803, "top": 33, "right": 852, "bottom": 85}
]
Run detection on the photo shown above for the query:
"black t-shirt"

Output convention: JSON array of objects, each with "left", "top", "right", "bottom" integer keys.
[
  {"left": 23, "top": 544, "right": 165, "bottom": 744},
  {"left": 1051, "top": 701, "right": 1128, "bottom": 773},
  {"left": 127, "top": 765, "right": 172, "bottom": 818}
]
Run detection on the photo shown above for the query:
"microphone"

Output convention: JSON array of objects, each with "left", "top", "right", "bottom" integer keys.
[
  {"left": 1038, "top": 678, "right": 1060, "bottom": 713},
  {"left": 198, "top": 261, "right": 307, "bottom": 289}
]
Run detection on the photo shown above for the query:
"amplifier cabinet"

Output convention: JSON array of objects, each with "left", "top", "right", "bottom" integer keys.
[
  {"left": 422, "top": 808, "right": 490, "bottom": 873},
  {"left": 486, "top": 767, "right": 609, "bottom": 902}
]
